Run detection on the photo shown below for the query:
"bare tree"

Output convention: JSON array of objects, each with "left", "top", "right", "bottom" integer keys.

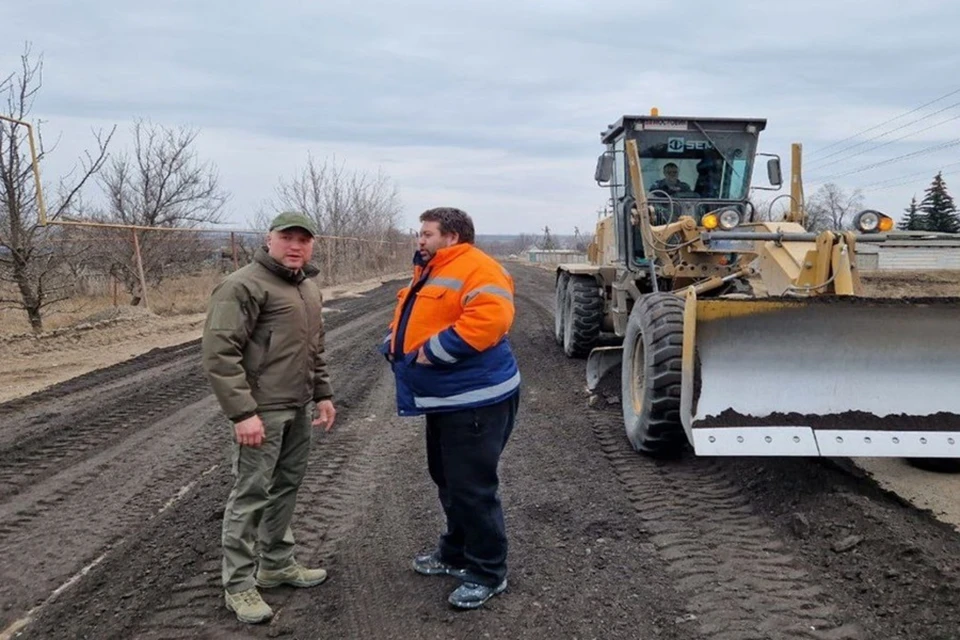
[
  {"left": 266, "top": 154, "right": 405, "bottom": 283},
  {"left": 0, "top": 45, "right": 114, "bottom": 332},
  {"left": 804, "top": 183, "right": 864, "bottom": 232},
  {"left": 96, "top": 119, "right": 229, "bottom": 303},
  {"left": 270, "top": 154, "right": 401, "bottom": 238}
]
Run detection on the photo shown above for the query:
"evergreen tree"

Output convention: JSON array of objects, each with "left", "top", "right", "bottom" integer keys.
[
  {"left": 897, "top": 195, "right": 926, "bottom": 231},
  {"left": 919, "top": 172, "right": 959, "bottom": 233}
]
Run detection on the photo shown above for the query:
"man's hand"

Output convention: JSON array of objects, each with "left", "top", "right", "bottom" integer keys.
[
  {"left": 313, "top": 399, "right": 337, "bottom": 432},
  {"left": 235, "top": 415, "right": 265, "bottom": 447},
  {"left": 416, "top": 346, "right": 432, "bottom": 365}
]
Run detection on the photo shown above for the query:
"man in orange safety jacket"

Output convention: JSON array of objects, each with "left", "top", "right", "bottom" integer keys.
[{"left": 380, "top": 206, "right": 520, "bottom": 610}]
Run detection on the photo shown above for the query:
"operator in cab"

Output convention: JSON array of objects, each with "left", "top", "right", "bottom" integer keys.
[{"left": 648, "top": 162, "right": 693, "bottom": 196}]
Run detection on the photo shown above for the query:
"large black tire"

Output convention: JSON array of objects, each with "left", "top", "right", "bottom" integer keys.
[
  {"left": 562, "top": 275, "right": 603, "bottom": 358},
  {"left": 554, "top": 271, "right": 570, "bottom": 346},
  {"left": 905, "top": 458, "right": 960, "bottom": 473},
  {"left": 620, "top": 292, "right": 688, "bottom": 457}
]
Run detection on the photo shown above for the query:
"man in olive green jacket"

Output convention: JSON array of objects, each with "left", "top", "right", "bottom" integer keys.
[{"left": 202, "top": 211, "right": 336, "bottom": 624}]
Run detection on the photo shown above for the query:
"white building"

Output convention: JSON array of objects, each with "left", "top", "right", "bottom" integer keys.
[
  {"left": 856, "top": 232, "right": 960, "bottom": 271},
  {"left": 526, "top": 249, "right": 588, "bottom": 264}
]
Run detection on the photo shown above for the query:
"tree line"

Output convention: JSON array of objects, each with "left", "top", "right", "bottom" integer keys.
[
  {"left": 0, "top": 45, "right": 409, "bottom": 332},
  {"left": 896, "top": 172, "right": 958, "bottom": 233},
  {"left": 753, "top": 172, "right": 959, "bottom": 235}
]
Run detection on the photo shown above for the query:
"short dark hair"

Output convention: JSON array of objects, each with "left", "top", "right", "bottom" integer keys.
[
  {"left": 663, "top": 162, "right": 679, "bottom": 171},
  {"left": 419, "top": 207, "right": 475, "bottom": 244}
]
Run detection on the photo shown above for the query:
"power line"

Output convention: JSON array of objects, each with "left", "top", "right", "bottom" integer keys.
[
  {"left": 807, "top": 138, "right": 960, "bottom": 185},
  {"left": 807, "top": 87, "right": 960, "bottom": 158},
  {"left": 806, "top": 101, "right": 960, "bottom": 172},
  {"left": 857, "top": 160, "right": 960, "bottom": 190},
  {"left": 862, "top": 170, "right": 960, "bottom": 193}
]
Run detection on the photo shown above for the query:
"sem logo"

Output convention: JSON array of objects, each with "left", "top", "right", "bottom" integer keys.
[
  {"left": 668, "top": 137, "right": 713, "bottom": 153},
  {"left": 667, "top": 137, "right": 685, "bottom": 153}
]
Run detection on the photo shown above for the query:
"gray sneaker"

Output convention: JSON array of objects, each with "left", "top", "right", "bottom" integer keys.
[
  {"left": 412, "top": 551, "right": 467, "bottom": 578},
  {"left": 448, "top": 579, "right": 508, "bottom": 609},
  {"left": 224, "top": 588, "right": 273, "bottom": 624}
]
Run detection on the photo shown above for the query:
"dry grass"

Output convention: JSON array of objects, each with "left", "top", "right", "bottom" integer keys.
[
  {"left": 0, "top": 248, "right": 414, "bottom": 336},
  {"left": 0, "top": 270, "right": 223, "bottom": 335},
  {"left": 146, "top": 271, "right": 225, "bottom": 316}
]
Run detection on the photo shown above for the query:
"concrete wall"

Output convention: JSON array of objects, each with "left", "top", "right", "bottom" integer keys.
[
  {"left": 527, "top": 250, "right": 588, "bottom": 264},
  {"left": 856, "top": 242, "right": 960, "bottom": 272}
]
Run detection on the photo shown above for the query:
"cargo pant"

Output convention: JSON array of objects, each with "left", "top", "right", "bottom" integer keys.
[{"left": 221, "top": 403, "right": 313, "bottom": 593}]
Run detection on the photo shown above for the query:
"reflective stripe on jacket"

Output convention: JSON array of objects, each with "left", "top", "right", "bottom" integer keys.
[{"left": 381, "top": 243, "right": 520, "bottom": 416}]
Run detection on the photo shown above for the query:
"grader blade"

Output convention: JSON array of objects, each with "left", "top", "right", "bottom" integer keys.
[
  {"left": 680, "top": 296, "right": 960, "bottom": 458},
  {"left": 586, "top": 346, "right": 623, "bottom": 392}
]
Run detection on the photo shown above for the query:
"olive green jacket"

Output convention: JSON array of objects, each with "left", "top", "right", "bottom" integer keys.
[{"left": 201, "top": 248, "right": 333, "bottom": 422}]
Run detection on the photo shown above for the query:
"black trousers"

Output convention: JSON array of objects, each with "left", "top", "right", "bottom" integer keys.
[{"left": 425, "top": 391, "right": 519, "bottom": 587}]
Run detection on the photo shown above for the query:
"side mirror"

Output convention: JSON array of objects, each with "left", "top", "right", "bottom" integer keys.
[
  {"left": 766, "top": 157, "right": 782, "bottom": 187},
  {"left": 595, "top": 153, "right": 614, "bottom": 184}
]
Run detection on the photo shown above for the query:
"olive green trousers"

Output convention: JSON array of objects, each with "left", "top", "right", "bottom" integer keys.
[{"left": 221, "top": 404, "right": 313, "bottom": 593}]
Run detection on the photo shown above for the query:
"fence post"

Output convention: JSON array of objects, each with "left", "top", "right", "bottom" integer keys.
[
  {"left": 231, "top": 232, "right": 239, "bottom": 271},
  {"left": 324, "top": 238, "right": 333, "bottom": 285},
  {"left": 132, "top": 229, "right": 150, "bottom": 310}
]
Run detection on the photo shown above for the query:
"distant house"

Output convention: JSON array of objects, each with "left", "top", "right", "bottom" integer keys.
[{"left": 855, "top": 231, "right": 960, "bottom": 271}]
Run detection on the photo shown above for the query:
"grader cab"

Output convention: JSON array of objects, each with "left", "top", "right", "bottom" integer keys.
[{"left": 555, "top": 110, "right": 960, "bottom": 460}]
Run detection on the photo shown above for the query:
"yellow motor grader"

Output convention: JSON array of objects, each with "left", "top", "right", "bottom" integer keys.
[{"left": 555, "top": 109, "right": 960, "bottom": 460}]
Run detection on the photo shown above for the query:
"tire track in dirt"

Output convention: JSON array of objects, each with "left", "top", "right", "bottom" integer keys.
[
  {"left": 0, "top": 380, "right": 226, "bottom": 631},
  {"left": 133, "top": 363, "right": 406, "bottom": 640},
  {"left": 0, "top": 282, "right": 389, "bottom": 435},
  {"left": 248, "top": 368, "right": 415, "bottom": 640},
  {"left": 0, "top": 359, "right": 210, "bottom": 503},
  {"left": 0, "top": 398, "right": 227, "bottom": 632},
  {"left": 513, "top": 264, "right": 863, "bottom": 639},
  {"left": 589, "top": 416, "right": 863, "bottom": 640},
  {"left": 284, "top": 271, "right": 696, "bottom": 640},
  {"left": 722, "top": 456, "right": 960, "bottom": 640},
  {"left": 0, "top": 340, "right": 201, "bottom": 422},
  {"left": 517, "top": 262, "right": 960, "bottom": 640},
  {"left": 2, "top": 282, "right": 405, "bottom": 639},
  {"left": 0, "top": 297, "right": 399, "bottom": 509},
  {"left": 15, "top": 265, "right": 960, "bottom": 639}
]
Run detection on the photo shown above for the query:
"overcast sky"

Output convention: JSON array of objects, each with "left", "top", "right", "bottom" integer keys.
[{"left": 4, "top": 0, "right": 960, "bottom": 235}]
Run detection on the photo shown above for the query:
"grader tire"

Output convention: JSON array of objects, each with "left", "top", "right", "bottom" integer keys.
[
  {"left": 906, "top": 458, "right": 960, "bottom": 473},
  {"left": 620, "top": 292, "right": 688, "bottom": 458},
  {"left": 562, "top": 275, "right": 603, "bottom": 358},
  {"left": 554, "top": 271, "right": 570, "bottom": 346}
]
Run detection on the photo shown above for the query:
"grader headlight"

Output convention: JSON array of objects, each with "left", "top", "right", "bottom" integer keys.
[
  {"left": 854, "top": 209, "right": 893, "bottom": 233},
  {"left": 702, "top": 209, "right": 741, "bottom": 231},
  {"left": 718, "top": 209, "right": 742, "bottom": 230}
]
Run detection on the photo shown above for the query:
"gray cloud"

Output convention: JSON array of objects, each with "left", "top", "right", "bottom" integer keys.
[{"left": 4, "top": 0, "right": 960, "bottom": 233}]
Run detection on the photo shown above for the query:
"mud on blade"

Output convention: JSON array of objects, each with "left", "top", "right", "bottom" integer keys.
[{"left": 679, "top": 297, "right": 960, "bottom": 457}]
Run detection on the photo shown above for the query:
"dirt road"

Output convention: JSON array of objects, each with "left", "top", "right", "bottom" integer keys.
[{"left": 1, "top": 264, "right": 959, "bottom": 640}]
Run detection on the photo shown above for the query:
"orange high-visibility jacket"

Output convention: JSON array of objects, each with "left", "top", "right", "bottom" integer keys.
[{"left": 380, "top": 243, "right": 520, "bottom": 416}]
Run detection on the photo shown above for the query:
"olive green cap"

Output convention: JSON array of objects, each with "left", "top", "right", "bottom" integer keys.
[{"left": 269, "top": 211, "right": 318, "bottom": 237}]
